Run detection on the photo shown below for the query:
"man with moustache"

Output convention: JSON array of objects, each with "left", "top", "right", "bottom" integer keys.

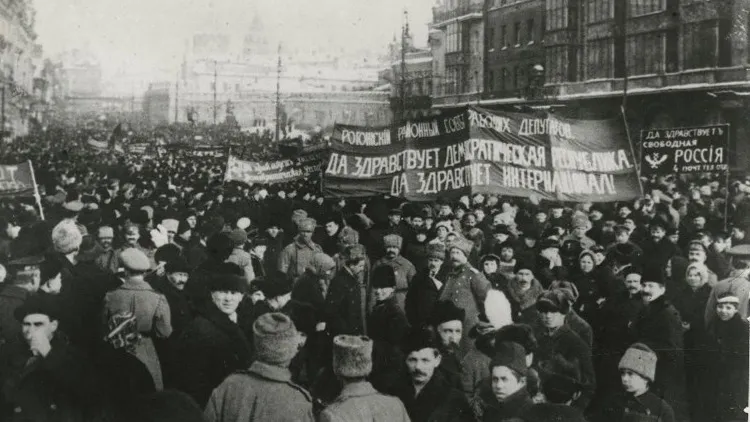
[
  {"left": 406, "top": 242, "right": 447, "bottom": 329},
  {"left": 431, "top": 300, "right": 466, "bottom": 389},
  {"left": 371, "top": 234, "right": 416, "bottom": 312},
  {"left": 629, "top": 266, "right": 688, "bottom": 421},
  {"left": 389, "top": 327, "right": 473, "bottom": 422}
]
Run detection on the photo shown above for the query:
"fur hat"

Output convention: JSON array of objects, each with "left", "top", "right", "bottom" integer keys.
[
  {"left": 571, "top": 214, "right": 590, "bottom": 230},
  {"left": 253, "top": 312, "right": 299, "bottom": 366},
  {"left": 97, "top": 226, "right": 114, "bottom": 239},
  {"left": 431, "top": 300, "right": 465, "bottom": 327},
  {"left": 209, "top": 274, "right": 245, "bottom": 293},
  {"left": 15, "top": 293, "right": 61, "bottom": 322},
  {"left": 494, "top": 324, "right": 538, "bottom": 355},
  {"left": 236, "top": 217, "right": 252, "bottom": 230},
  {"left": 538, "top": 354, "right": 582, "bottom": 404},
  {"left": 165, "top": 258, "right": 190, "bottom": 274},
  {"left": 52, "top": 220, "right": 83, "bottom": 254},
  {"left": 161, "top": 219, "right": 179, "bottom": 234},
  {"left": 120, "top": 248, "right": 151, "bottom": 272},
  {"left": 338, "top": 226, "right": 360, "bottom": 246},
  {"left": 490, "top": 341, "right": 528, "bottom": 376},
  {"left": 619, "top": 343, "right": 657, "bottom": 382},
  {"left": 308, "top": 252, "right": 336, "bottom": 276},
  {"left": 291, "top": 209, "right": 308, "bottom": 225},
  {"left": 297, "top": 218, "right": 316, "bottom": 232},
  {"left": 536, "top": 289, "right": 572, "bottom": 314},
  {"left": 257, "top": 276, "right": 293, "bottom": 298},
  {"left": 371, "top": 265, "right": 396, "bottom": 288},
  {"left": 435, "top": 220, "right": 453, "bottom": 232},
  {"left": 548, "top": 280, "right": 580, "bottom": 304},
  {"left": 448, "top": 237, "right": 474, "bottom": 258},
  {"left": 228, "top": 228, "right": 248, "bottom": 247},
  {"left": 403, "top": 326, "right": 440, "bottom": 354},
  {"left": 332, "top": 335, "right": 374, "bottom": 378},
  {"left": 63, "top": 200, "right": 84, "bottom": 213},
  {"left": 343, "top": 244, "right": 367, "bottom": 262},
  {"left": 427, "top": 242, "right": 446, "bottom": 260},
  {"left": 717, "top": 291, "right": 741, "bottom": 306},
  {"left": 383, "top": 234, "right": 403, "bottom": 250}
]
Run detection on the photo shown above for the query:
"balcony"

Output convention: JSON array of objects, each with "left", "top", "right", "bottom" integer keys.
[{"left": 432, "top": 3, "right": 483, "bottom": 27}]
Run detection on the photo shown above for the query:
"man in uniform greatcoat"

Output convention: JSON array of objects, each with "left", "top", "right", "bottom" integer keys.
[{"left": 372, "top": 234, "right": 416, "bottom": 312}]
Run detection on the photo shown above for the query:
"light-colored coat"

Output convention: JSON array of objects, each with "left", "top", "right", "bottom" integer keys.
[
  {"left": 103, "top": 277, "right": 172, "bottom": 390},
  {"left": 226, "top": 247, "right": 255, "bottom": 283},
  {"left": 439, "top": 263, "right": 492, "bottom": 334},
  {"left": 278, "top": 236, "right": 323, "bottom": 281},
  {"left": 204, "top": 361, "right": 314, "bottom": 422},
  {"left": 320, "top": 381, "right": 411, "bottom": 422}
]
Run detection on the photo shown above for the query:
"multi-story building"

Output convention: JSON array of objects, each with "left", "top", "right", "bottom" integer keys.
[
  {"left": 57, "top": 48, "right": 102, "bottom": 98},
  {"left": 484, "top": 0, "right": 546, "bottom": 100},
  {"left": 148, "top": 16, "right": 392, "bottom": 133},
  {"left": 430, "top": 0, "right": 485, "bottom": 105},
  {"left": 385, "top": 35, "right": 434, "bottom": 121}
]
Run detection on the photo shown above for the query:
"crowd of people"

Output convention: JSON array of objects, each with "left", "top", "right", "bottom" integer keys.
[{"left": 0, "top": 123, "right": 747, "bottom": 422}]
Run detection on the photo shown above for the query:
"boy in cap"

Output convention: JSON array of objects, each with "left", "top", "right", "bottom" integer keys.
[
  {"left": 205, "top": 313, "right": 313, "bottom": 422},
  {"left": 598, "top": 343, "right": 675, "bottom": 422},
  {"left": 320, "top": 335, "right": 410, "bottom": 422},
  {"left": 711, "top": 292, "right": 749, "bottom": 422},
  {"left": 474, "top": 342, "right": 533, "bottom": 422}
]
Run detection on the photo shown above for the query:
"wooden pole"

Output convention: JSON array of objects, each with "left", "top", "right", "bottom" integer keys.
[{"left": 28, "top": 160, "right": 44, "bottom": 220}]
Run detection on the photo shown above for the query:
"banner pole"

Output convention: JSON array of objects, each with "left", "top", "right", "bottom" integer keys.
[
  {"left": 27, "top": 160, "right": 44, "bottom": 221},
  {"left": 620, "top": 105, "right": 644, "bottom": 196},
  {"left": 724, "top": 169, "right": 731, "bottom": 231}
]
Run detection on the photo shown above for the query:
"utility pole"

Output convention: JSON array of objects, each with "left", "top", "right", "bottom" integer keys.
[
  {"left": 399, "top": 10, "right": 409, "bottom": 123},
  {"left": 1, "top": 85, "right": 5, "bottom": 138},
  {"left": 275, "top": 42, "right": 282, "bottom": 142},
  {"left": 174, "top": 80, "right": 179, "bottom": 123},
  {"left": 213, "top": 60, "right": 218, "bottom": 125}
]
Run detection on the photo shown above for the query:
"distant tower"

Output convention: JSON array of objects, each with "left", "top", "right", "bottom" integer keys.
[{"left": 243, "top": 12, "right": 270, "bottom": 60}]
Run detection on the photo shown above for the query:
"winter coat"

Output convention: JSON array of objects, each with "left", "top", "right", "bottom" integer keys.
[
  {"left": 372, "top": 255, "right": 417, "bottom": 311},
  {"left": 263, "top": 231, "right": 285, "bottom": 275},
  {"left": 506, "top": 277, "right": 545, "bottom": 324},
  {"left": 439, "top": 263, "right": 492, "bottom": 345},
  {"left": 571, "top": 266, "right": 621, "bottom": 327},
  {"left": 598, "top": 391, "right": 675, "bottom": 422},
  {"left": 710, "top": 313, "right": 749, "bottom": 422},
  {"left": 149, "top": 275, "right": 194, "bottom": 336},
  {"left": 640, "top": 238, "right": 682, "bottom": 271},
  {"left": 320, "top": 381, "right": 410, "bottom": 422},
  {"left": 476, "top": 387, "right": 533, "bottom": 422},
  {"left": 459, "top": 347, "right": 491, "bottom": 398},
  {"left": 706, "top": 248, "right": 731, "bottom": 279},
  {"left": 325, "top": 268, "right": 368, "bottom": 336},
  {"left": 172, "top": 304, "right": 252, "bottom": 407},
  {"left": 226, "top": 247, "right": 255, "bottom": 283},
  {"left": 0, "top": 335, "right": 108, "bottom": 422},
  {"left": 103, "top": 277, "right": 172, "bottom": 390},
  {"left": 278, "top": 235, "right": 323, "bottom": 281},
  {"left": 533, "top": 324, "right": 596, "bottom": 410},
  {"left": 391, "top": 371, "right": 474, "bottom": 422},
  {"left": 629, "top": 296, "right": 687, "bottom": 419},
  {"left": 519, "top": 403, "right": 588, "bottom": 422},
  {"left": 0, "top": 285, "right": 29, "bottom": 348},
  {"left": 292, "top": 270, "right": 330, "bottom": 321},
  {"left": 183, "top": 240, "right": 208, "bottom": 270},
  {"left": 405, "top": 269, "right": 444, "bottom": 329},
  {"left": 205, "top": 361, "right": 314, "bottom": 422}
]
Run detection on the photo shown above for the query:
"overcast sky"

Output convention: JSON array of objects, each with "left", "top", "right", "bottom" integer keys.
[{"left": 34, "top": 0, "right": 432, "bottom": 93}]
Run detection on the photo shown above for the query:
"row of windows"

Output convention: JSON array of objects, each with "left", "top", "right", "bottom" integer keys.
[
  {"left": 446, "top": 23, "right": 462, "bottom": 53},
  {"left": 487, "top": 19, "right": 536, "bottom": 50},
  {"left": 548, "top": 23, "right": 720, "bottom": 83},
  {"left": 487, "top": 64, "right": 542, "bottom": 92},
  {"left": 546, "top": 0, "right": 664, "bottom": 27}
]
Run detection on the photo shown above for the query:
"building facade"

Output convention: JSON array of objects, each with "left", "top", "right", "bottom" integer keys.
[
  {"left": 484, "top": 0, "right": 546, "bottom": 100},
  {"left": 385, "top": 36, "right": 434, "bottom": 121},
  {"left": 430, "top": 0, "right": 485, "bottom": 105}
]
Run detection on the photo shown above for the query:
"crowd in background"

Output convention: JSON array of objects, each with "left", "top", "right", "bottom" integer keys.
[{"left": 0, "top": 122, "right": 746, "bottom": 422}]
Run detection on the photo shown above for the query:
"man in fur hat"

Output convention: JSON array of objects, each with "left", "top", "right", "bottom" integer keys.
[
  {"left": 204, "top": 313, "right": 313, "bottom": 422},
  {"left": 325, "top": 244, "right": 369, "bottom": 337},
  {"left": 320, "top": 335, "right": 410, "bottom": 422},
  {"left": 278, "top": 217, "right": 323, "bottom": 282},
  {"left": 406, "top": 242, "right": 446, "bottom": 329},
  {"left": 371, "top": 234, "right": 416, "bottom": 312},
  {"left": 438, "top": 237, "right": 491, "bottom": 351}
]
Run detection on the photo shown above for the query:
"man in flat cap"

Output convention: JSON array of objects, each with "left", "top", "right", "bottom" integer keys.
[{"left": 372, "top": 234, "right": 416, "bottom": 312}]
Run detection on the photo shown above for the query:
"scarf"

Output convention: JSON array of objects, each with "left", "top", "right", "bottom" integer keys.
[{"left": 507, "top": 278, "right": 544, "bottom": 310}]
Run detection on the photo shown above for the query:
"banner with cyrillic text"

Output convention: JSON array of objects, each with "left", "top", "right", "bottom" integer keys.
[
  {"left": 640, "top": 124, "right": 729, "bottom": 175},
  {"left": 225, "top": 152, "right": 325, "bottom": 185},
  {"left": 323, "top": 106, "right": 641, "bottom": 202},
  {"left": 0, "top": 161, "right": 35, "bottom": 197}
]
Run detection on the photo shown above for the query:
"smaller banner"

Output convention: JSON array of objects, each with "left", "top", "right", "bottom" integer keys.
[
  {"left": 128, "top": 143, "right": 149, "bottom": 154},
  {"left": 641, "top": 124, "right": 729, "bottom": 175},
  {"left": 87, "top": 138, "right": 109, "bottom": 151},
  {"left": 225, "top": 152, "right": 325, "bottom": 185},
  {"left": 0, "top": 162, "right": 35, "bottom": 197}
]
